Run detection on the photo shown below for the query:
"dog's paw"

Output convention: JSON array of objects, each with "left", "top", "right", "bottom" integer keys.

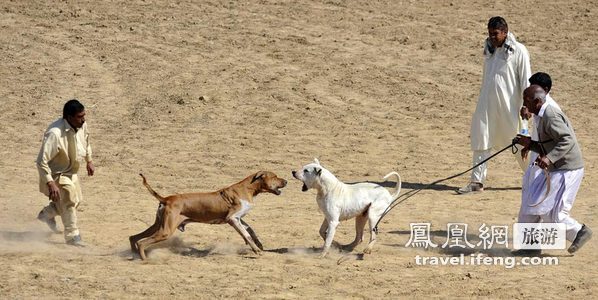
[{"left": 362, "top": 248, "right": 372, "bottom": 254}]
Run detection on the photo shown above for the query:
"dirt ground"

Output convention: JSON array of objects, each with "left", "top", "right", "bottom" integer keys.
[{"left": 1, "top": 0, "right": 596, "bottom": 298}]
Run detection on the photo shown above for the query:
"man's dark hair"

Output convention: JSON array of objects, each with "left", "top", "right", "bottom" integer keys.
[
  {"left": 63, "top": 99, "right": 85, "bottom": 118},
  {"left": 529, "top": 72, "right": 552, "bottom": 93},
  {"left": 488, "top": 16, "right": 508, "bottom": 32}
]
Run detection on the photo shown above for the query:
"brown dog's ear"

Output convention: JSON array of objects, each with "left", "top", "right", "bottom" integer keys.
[{"left": 251, "top": 172, "right": 265, "bottom": 183}]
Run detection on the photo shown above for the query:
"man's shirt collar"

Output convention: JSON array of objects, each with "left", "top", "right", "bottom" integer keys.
[
  {"left": 538, "top": 101, "right": 550, "bottom": 118},
  {"left": 62, "top": 118, "right": 76, "bottom": 132}
]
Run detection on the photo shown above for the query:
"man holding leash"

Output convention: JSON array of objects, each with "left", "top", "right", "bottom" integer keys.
[
  {"left": 36, "top": 99, "right": 95, "bottom": 247},
  {"left": 521, "top": 72, "right": 561, "bottom": 158},
  {"left": 458, "top": 16, "right": 531, "bottom": 194},
  {"left": 514, "top": 85, "right": 591, "bottom": 255},
  {"left": 520, "top": 72, "right": 562, "bottom": 198}
]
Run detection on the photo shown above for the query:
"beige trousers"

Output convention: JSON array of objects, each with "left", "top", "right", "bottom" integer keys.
[{"left": 40, "top": 174, "right": 82, "bottom": 241}]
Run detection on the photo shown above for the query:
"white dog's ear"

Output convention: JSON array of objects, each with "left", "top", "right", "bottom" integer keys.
[
  {"left": 315, "top": 168, "right": 322, "bottom": 176},
  {"left": 314, "top": 158, "right": 321, "bottom": 165}
]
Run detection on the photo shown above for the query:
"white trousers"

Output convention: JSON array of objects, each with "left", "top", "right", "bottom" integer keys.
[
  {"left": 518, "top": 168, "right": 584, "bottom": 242},
  {"left": 470, "top": 145, "right": 527, "bottom": 184}
]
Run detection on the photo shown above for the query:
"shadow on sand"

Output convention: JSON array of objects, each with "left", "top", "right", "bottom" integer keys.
[
  {"left": 0, "top": 230, "right": 53, "bottom": 242},
  {"left": 349, "top": 180, "right": 520, "bottom": 193},
  {"left": 265, "top": 246, "right": 321, "bottom": 255}
]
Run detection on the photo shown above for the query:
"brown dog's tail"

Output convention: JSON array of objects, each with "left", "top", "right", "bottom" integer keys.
[{"left": 139, "top": 173, "right": 167, "bottom": 203}]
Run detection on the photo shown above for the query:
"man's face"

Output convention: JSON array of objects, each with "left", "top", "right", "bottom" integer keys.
[
  {"left": 523, "top": 93, "right": 539, "bottom": 115},
  {"left": 488, "top": 27, "right": 507, "bottom": 48},
  {"left": 67, "top": 110, "right": 86, "bottom": 129}
]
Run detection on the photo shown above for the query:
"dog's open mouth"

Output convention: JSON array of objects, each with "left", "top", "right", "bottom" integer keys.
[
  {"left": 302, "top": 183, "right": 308, "bottom": 192},
  {"left": 271, "top": 186, "right": 285, "bottom": 195}
]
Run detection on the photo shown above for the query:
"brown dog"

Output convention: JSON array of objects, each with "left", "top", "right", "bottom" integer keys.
[{"left": 129, "top": 171, "right": 287, "bottom": 260}]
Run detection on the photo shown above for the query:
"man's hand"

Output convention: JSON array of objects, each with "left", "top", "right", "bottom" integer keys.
[
  {"left": 87, "top": 161, "right": 95, "bottom": 176},
  {"left": 535, "top": 156, "right": 551, "bottom": 170},
  {"left": 514, "top": 135, "right": 531, "bottom": 148},
  {"left": 521, "top": 147, "right": 530, "bottom": 160},
  {"left": 520, "top": 106, "right": 532, "bottom": 120},
  {"left": 47, "top": 181, "right": 60, "bottom": 202}
]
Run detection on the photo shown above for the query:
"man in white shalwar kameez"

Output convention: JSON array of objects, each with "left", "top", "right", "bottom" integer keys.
[
  {"left": 458, "top": 16, "right": 531, "bottom": 194},
  {"left": 515, "top": 85, "right": 592, "bottom": 256}
]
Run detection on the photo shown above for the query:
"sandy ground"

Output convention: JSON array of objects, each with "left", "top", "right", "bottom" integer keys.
[{"left": 1, "top": 0, "right": 597, "bottom": 298}]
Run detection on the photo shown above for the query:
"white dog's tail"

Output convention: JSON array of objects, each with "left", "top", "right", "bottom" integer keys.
[{"left": 383, "top": 171, "right": 402, "bottom": 201}]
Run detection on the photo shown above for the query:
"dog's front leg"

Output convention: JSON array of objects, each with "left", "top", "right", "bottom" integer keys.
[
  {"left": 241, "top": 219, "right": 263, "bottom": 250},
  {"left": 320, "top": 219, "right": 339, "bottom": 258},
  {"left": 228, "top": 218, "right": 263, "bottom": 255},
  {"left": 318, "top": 219, "right": 328, "bottom": 240}
]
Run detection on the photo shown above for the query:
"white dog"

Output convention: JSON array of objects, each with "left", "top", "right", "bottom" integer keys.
[{"left": 292, "top": 159, "right": 401, "bottom": 257}]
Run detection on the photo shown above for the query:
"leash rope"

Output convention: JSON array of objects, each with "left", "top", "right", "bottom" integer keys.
[
  {"left": 374, "top": 136, "right": 556, "bottom": 231},
  {"left": 528, "top": 168, "right": 551, "bottom": 207},
  {"left": 527, "top": 139, "right": 552, "bottom": 207},
  {"left": 373, "top": 141, "right": 519, "bottom": 231}
]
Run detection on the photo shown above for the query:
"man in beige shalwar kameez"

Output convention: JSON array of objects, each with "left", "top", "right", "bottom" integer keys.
[{"left": 36, "top": 99, "right": 95, "bottom": 246}]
